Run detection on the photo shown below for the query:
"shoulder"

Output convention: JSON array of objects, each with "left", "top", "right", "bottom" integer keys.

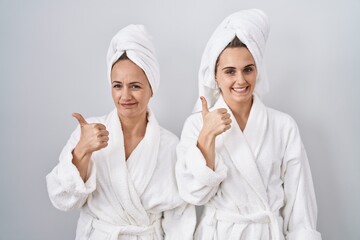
[
  {"left": 266, "top": 107, "right": 303, "bottom": 147},
  {"left": 266, "top": 107, "right": 299, "bottom": 130},
  {"left": 183, "top": 112, "right": 203, "bottom": 130}
]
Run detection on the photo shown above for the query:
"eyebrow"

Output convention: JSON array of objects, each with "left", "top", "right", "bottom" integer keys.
[
  {"left": 221, "top": 64, "right": 255, "bottom": 70},
  {"left": 111, "top": 81, "right": 143, "bottom": 85},
  {"left": 222, "top": 66, "right": 236, "bottom": 70}
]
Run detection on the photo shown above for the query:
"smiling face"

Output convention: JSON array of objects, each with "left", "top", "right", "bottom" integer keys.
[
  {"left": 111, "top": 59, "right": 152, "bottom": 121},
  {"left": 215, "top": 47, "right": 257, "bottom": 110}
]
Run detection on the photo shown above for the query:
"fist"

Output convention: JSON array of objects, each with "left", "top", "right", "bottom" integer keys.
[
  {"left": 72, "top": 113, "right": 109, "bottom": 156},
  {"left": 200, "top": 96, "right": 231, "bottom": 137}
]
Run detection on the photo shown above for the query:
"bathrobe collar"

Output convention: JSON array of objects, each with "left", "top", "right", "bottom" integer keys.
[
  {"left": 213, "top": 94, "right": 269, "bottom": 206},
  {"left": 101, "top": 108, "right": 160, "bottom": 226}
]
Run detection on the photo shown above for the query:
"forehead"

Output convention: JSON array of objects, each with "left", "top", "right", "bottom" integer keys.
[
  {"left": 218, "top": 47, "right": 255, "bottom": 66},
  {"left": 111, "top": 59, "right": 148, "bottom": 82}
]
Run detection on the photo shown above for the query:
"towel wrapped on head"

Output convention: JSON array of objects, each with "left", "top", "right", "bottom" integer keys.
[
  {"left": 106, "top": 24, "right": 160, "bottom": 95},
  {"left": 194, "top": 9, "right": 270, "bottom": 112}
]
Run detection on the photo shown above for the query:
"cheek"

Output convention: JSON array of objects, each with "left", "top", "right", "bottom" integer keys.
[
  {"left": 215, "top": 73, "right": 225, "bottom": 86},
  {"left": 111, "top": 90, "right": 120, "bottom": 101},
  {"left": 140, "top": 93, "right": 152, "bottom": 106},
  {"left": 250, "top": 74, "right": 257, "bottom": 86}
]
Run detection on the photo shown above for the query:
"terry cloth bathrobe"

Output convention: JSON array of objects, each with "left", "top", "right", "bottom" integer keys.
[
  {"left": 175, "top": 9, "right": 322, "bottom": 240},
  {"left": 46, "top": 25, "right": 195, "bottom": 240}
]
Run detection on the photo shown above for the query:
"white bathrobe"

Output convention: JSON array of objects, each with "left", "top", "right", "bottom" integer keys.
[
  {"left": 176, "top": 95, "right": 321, "bottom": 240},
  {"left": 47, "top": 109, "right": 195, "bottom": 240}
]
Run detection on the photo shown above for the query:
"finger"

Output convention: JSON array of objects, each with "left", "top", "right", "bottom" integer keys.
[
  {"left": 72, "top": 113, "right": 88, "bottom": 126},
  {"left": 94, "top": 123, "right": 107, "bottom": 130},
  {"left": 224, "top": 124, "right": 231, "bottom": 132},
  {"left": 224, "top": 113, "right": 231, "bottom": 119},
  {"left": 217, "top": 108, "right": 228, "bottom": 114},
  {"left": 97, "top": 141, "right": 108, "bottom": 150},
  {"left": 222, "top": 113, "right": 231, "bottom": 120},
  {"left": 97, "top": 130, "right": 109, "bottom": 138},
  {"left": 200, "top": 96, "right": 209, "bottom": 115},
  {"left": 98, "top": 130, "right": 109, "bottom": 137},
  {"left": 98, "top": 135, "right": 109, "bottom": 142},
  {"left": 224, "top": 118, "right": 232, "bottom": 125}
]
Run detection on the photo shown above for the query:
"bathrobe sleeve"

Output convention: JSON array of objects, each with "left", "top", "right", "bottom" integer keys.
[
  {"left": 46, "top": 126, "right": 96, "bottom": 211},
  {"left": 162, "top": 203, "right": 196, "bottom": 240},
  {"left": 281, "top": 117, "right": 322, "bottom": 240},
  {"left": 176, "top": 114, "right": 228, "bottom": 206}
]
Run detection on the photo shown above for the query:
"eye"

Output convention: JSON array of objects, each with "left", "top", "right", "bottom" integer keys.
[
  {"left": 130, "top": 84, "right": 141, "bottom": 89},
  {"left": 224, "top": 69, "right": 236, "bottom": 75},
  {"left": 243, "top": 66, "right": 255, "bottom": 73},
  {"left": 112, "top": 83, "right": 122, "bottom": 89}
]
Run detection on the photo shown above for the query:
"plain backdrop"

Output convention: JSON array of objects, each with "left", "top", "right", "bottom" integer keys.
[{"left": 1, "top": 0, "right": 359, "bottom": 239}]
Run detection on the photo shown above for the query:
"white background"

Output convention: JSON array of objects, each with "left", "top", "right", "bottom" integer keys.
[{"left": 0, "top": 0, "right": 359, "bottom": 239}]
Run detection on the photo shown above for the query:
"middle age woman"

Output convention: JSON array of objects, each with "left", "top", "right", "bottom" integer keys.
[{"left": 46, "top": 24, "right": 195, "bottom": 240}]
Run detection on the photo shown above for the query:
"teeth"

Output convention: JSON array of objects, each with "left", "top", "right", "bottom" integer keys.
[{"left": 232, "top": 86, "right": 247, "bottom": 93}]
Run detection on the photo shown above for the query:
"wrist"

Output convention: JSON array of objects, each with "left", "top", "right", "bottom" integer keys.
[
  {"left": 198, "top": 131, "right": 215, "bottom": 148},
  {"left": 73, "top": 145, "right": 88, "bottom": 161}
]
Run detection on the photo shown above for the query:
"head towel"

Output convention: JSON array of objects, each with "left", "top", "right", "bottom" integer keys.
[
  {"left": 193, "top": 9, "right": 270, "bottom": 112},
  {"left": 106, "top": 24, "right": 160, "bottom": 95}
]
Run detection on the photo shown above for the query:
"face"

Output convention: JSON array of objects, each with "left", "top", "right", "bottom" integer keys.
[
  {"left": 111, "top": 59, "right": 152, "bottom": 120},
  {"left": 215, "top": 47, "right": 257, "bottom": 108}
]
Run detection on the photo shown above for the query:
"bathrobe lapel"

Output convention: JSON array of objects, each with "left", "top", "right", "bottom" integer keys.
[
  {"left": 214, "top": 95, "right": 269, "bottom": 205},
  {"left": 102, "top": 109, "right": 160, "bottom": 226},
  {"left": 126, "top": 110, "right": 160, "bottom": 197}
]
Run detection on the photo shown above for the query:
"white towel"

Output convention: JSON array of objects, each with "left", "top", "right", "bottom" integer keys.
[
  {"left": 106, "top": 24, "right": 160, "bottom": 95},
  {"left": 193, "top": 9, "right": 270, "bottom": 112}
]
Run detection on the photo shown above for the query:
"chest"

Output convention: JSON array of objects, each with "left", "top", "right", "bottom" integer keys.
[
  {"left": 216, "top": 126, "right": 286, "bottom": 184},
  {"left": 124, "top": 136, "right": 144, "bottom": 160}
]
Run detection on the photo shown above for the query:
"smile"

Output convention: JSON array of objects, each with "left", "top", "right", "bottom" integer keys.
[
  {"left": 231, "top": 86, "right": 249, "bottom": 94},
  {"left": 120, "top": 102, "right": 137, "bottom": 108}
]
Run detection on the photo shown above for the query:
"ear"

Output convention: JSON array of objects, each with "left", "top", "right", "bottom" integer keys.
[{"left": 215, "top": 78, "right": 219, "bottom": 88}]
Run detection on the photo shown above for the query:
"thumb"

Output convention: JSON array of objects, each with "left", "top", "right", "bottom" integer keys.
[
  {"left": 72, "top": 112, "right": 88, "bottom": 126},
  {"left": 200, "top": 96, "right": 209, "bottom": 115}
]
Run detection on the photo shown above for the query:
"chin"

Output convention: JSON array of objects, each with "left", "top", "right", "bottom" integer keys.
[{"left": 117, "top": 108, "right": 146, "bottom": 119}]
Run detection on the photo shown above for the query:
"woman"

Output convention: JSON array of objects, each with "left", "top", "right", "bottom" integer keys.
[
  {"left": 46, "top": 24, "right": 195, "bottom": 240},
  {"left": 176, "top": 9, "right": 322, "bottom": 240}
]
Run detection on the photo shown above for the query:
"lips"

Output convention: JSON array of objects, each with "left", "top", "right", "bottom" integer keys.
[
  {"left": 120, "top": 102, "right": 137, "bottom": 108},
  {"left": 231, "top": 86, "right": 249, "bottom": 94}
]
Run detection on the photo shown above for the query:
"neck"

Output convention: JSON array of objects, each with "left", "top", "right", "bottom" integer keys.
[
  {"left": 119, "top": 113, "right": 148, "bottom": 138},
  {"left": 227, "top": 96, "right": 253, "bottom": 131}
]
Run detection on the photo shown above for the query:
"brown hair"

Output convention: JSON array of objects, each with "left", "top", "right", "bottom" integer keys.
[
  {"left": 116, "top": 52, "right": 129, "bottom": 62},
  {"left": 215, "top": 36, "right": 247, "bottom": 74},
  {"left": 111, "top": 52, "right": 130, "bottom": 71}
]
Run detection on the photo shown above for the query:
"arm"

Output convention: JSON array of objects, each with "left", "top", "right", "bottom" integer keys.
[
  {"left": 162, "top": 203, "right": 196, "bottom": 240},
  {"left": 197, "top": 96, "right": 231, "bottom": 170},
  {"left": 281, "top": 118, "right": 322, "bottom": 240},
  {"left": 46, "top": 125, "right": 96, "bottom": 211},
  {"left": 46, "top": 113, "right": 109, "bottom": 211},
  {"left": 176, "top": 113, "right": 228, "bottom": 206}
]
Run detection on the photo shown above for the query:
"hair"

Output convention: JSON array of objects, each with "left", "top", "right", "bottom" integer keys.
[
  {"left": 114, "top": 52, "right": 129, "bottom": 64},
  {"left": 215, "top": 36, "right": 247, "bottom": 75},
  {"left": 111, "top": 52, "right": 130, "bottom": 71}
]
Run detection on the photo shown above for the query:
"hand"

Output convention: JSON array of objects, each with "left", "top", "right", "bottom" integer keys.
[
  {"left": 72, "top": 113, "right": 109, "bottom": 159},
  {"left": 200, "top": 96, "right": 232, "bottom": 138}
]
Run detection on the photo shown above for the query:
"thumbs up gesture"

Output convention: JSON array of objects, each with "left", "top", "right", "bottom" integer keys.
[
  {"left": 200, "top": 96, "right": 231, "bottom": 137},
  {"left": 72, "top": 113, "right": 109, "bottom": 159}
]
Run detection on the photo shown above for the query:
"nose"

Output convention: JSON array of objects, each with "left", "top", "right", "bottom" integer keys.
[
  {"left": 235, "top": 72, "right": 247, "bottom": 84},
  {"left": 121, "top": 87, "right": 132, "bottom": 100}
]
